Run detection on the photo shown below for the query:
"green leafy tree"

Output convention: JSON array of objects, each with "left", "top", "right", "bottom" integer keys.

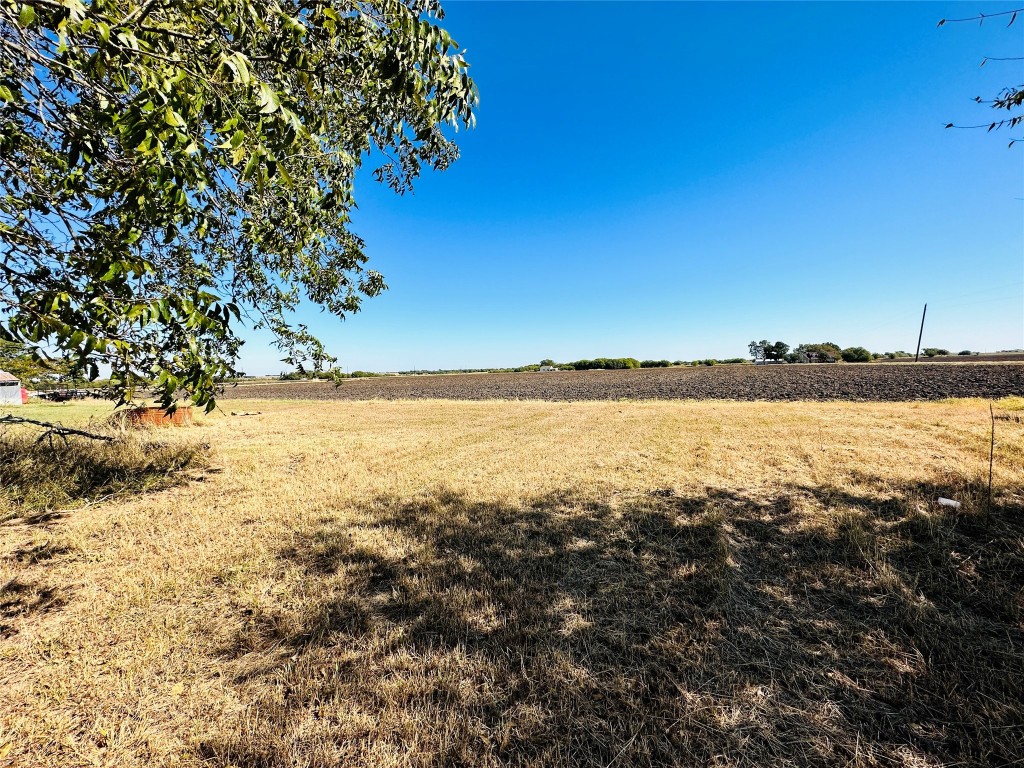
[
  {"left": 840, "top": 346, "right": 872, "bottom": 363},
  {"left": 748, "top": 340, "right": 766, "bottom": 362},
  {"left": 569, "top": 357, "right": 640, "bottom": 371},
  {"left": 749, "top": 340, "right": 788, "bottom": 363},
  {"left": 0, "top": 340, "right": 44, "bottom": 380},
  {"left": 767, "top": 341, "right": 789, "bottom": 362},
  {"left": 794, "top": 342, "right": 841, "bottom": 362},
  {"left": 0, "top": 340, "right": 76, "bottom": 382},
  {"left": 1, "top": 0, "right": 476, "bottom": 409}
]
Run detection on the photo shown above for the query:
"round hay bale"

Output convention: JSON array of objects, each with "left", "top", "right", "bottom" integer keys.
[{"left": 126, "top": 406, "right": 193, "bottom": 427}]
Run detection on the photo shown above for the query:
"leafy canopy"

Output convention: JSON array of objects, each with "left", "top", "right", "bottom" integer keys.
[
  {"left": 840, "top": 346, "right": 872, "bottom": 363},
  {"left": 0, "top": 0, "right": 476, "bottom": 408},
  {"left": 748, "top": 340, "right": 789, "bottom": 363},
  {"left": 794, "top": 342, "right": 841, "bottom": 361},
  {"left": 0, "top": 340, "right": 71, "bottom": 381}
]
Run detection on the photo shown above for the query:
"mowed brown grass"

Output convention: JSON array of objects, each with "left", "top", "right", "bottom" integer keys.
[{"left": 2, "top": 397, "right": 1023, "bottom": 767}]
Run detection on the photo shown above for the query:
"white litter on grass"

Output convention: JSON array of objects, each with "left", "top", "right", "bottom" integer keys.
[{"left": 937, "top": 497, "right": 962, "bottom": 509}]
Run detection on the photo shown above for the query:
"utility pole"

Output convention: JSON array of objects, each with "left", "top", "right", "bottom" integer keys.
[{"left": 914, "top": 303, "right": 927, "bottom": 362}]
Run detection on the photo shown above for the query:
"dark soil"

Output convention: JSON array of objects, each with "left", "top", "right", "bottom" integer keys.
[{"left": 220, "top": 363, "right": 1024, "bottom": 402}]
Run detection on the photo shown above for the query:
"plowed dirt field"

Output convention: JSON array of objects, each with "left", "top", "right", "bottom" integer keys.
[{"left": 221, "top": 363, "right": 1024, "bottom": 402}]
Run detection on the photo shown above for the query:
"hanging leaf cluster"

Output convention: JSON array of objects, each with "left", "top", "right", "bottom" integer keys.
[
  {"left": 939, "top": 7, "right": 1023, "bottom": 146},
  {"left": 0, "top": 0, "right": 477, "bottom": 408}
]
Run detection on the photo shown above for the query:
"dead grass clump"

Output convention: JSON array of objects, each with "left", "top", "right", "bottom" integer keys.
[{"left": 0, "top": 430, "right": 207, "bottom": 522}]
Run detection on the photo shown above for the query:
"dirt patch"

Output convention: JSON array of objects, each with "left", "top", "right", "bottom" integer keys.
[{"left": 220, "top": 363, "right": 1024, "bottom": 402}]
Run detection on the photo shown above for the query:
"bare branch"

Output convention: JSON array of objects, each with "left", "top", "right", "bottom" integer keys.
[
  {"left": 0, "top": 414, "right": 115, "bottom": 441},
  {"left": 938, "top": 8, "right": 1024, "bottom": 26}
]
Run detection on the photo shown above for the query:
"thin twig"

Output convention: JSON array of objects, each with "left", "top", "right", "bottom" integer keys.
[
  {"left": 938, "top": 8, "right": 1023, "bottom": 25},
  {"left": 0, "top": 415, "right": 115, "bottom": 441},
  {"left": 605, "top": 726, "right": 643, "bottom": 768}
]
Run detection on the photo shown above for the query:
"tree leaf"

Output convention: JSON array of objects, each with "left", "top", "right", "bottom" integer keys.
[
  {"left": 164, "top": 107, "right": 185, "bottom": 128},
  {"left": 242, "top": 152, "right": 261, "bottom": 180},
  {"left": 258, "top": 82, "right": 281, "bottom": 114}
]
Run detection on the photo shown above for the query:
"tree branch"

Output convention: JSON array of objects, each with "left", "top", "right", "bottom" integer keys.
[
  {"left": 0, "top": 414, "right": 115, "bottom": 441},
  {"left": 938, "top": 8, "right": 1024, "bottom": 26}
]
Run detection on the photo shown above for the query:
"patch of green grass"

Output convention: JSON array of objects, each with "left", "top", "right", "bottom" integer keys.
[{"left": 2, "top": 400, "right": 118, "bottom": 429}]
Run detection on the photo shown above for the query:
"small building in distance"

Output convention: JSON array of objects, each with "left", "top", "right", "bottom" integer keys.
[
  {"left": 0, "top": 369, "right": 24, "bottom": 406},
  {"left": 539, "top": 365, "right": 559, "bottom": 372}
]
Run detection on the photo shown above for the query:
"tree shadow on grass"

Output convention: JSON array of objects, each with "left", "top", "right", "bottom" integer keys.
[
  {"left": 0, "top": 434, "right": 212, "bottom": 642},
  {"left": 201, "top": 482, "right": 1024, "bottom": 768},
  {"left": 0, "top": 577, "right": 67, "bottom": 638},
  {"left": 0, "top": 431, "right": 209, "bottom": 525}
]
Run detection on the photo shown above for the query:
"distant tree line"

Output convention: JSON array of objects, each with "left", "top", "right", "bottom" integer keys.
[
  {"left": 563, "top": 358, "right": 641, "bottom": 370},
  {"left": 532, "top": 357, "right": 759, "bottom": 370},
  {"left": 279, "top": 369, "right": 382, "bottom": 381},
  {"left": 276, "top": 343, "right": 974, "bottom": 380},
  {"left": 748, "top": 340, "right": 960, "bottom": 364}
]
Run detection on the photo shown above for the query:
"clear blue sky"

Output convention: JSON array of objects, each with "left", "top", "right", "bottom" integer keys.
[{"left": 241, "top": 1, "right": 1024, "bottom": 375}]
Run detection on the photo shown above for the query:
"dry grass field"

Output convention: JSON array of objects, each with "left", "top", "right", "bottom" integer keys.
[{"left": 2, "top": 397, "right": 1024, "bottom": 767}]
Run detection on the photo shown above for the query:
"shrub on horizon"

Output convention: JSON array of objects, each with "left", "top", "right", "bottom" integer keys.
[{"left": 840, "top": 347, "right": 872, "bottom": 363}]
